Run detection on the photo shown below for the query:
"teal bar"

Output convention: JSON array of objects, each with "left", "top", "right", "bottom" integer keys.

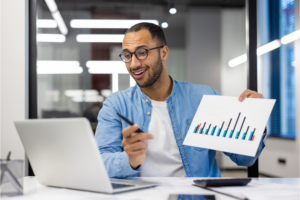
[
  {"left": 193, "top": 126, "right": 198, "bottom": 133},
  {"left": 217, "top": 128, "right": 221, "bottom": 136},
  {"left": 242, "top": 132, "right": 246, "bottom": 140},
  {"left": 223, "top": 130, "right": 227, "bottom": 137},
  {"left": 205, "top": 129, "right": 209, "bottom": 135},
  {"left": 210, "top": 127, "right": 216, "bottom": 135},
  {"left": 235, "top": 132, "right": 240, "bottom": 139},
  {"left": 199, "top": 128, "right": 203, "bottom": 134},
  {"left": 229, "top": 130, "right": 233, "bottom": 138},
  {"left": 249, "top": 131, "right": 254, "bottom": 141}
]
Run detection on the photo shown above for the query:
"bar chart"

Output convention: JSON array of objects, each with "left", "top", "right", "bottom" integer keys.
[
  {"left": 183, "top": 95, "right": 275, "bottom": 157},
  {"left": 192, "top": 112, "right": 256, "bottom": 141}
]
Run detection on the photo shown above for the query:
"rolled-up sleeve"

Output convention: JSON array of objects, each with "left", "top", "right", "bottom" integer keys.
[
  {"left": 223, "top": 132, "right": 267, "bottom": 167},
  {"left": 95, "top": 97, "right": 140, "bottom": 178},
  {"left": 211, "top": 87, "right": 267, "bottom": 167}
]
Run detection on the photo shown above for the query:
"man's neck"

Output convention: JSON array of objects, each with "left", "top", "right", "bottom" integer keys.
[{"left": 140, "top": 73, "right": 173, "bottom": 101}]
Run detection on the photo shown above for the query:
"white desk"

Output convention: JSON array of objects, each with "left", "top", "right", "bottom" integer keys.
[{"left": 2, "top": 177, "right": 299, "bottom": 200}]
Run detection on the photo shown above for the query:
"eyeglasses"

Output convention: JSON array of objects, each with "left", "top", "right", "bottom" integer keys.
[{"left": 119, "top": 46, "right": 164, "bottom": 63}]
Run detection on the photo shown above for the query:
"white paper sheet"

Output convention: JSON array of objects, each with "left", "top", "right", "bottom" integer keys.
[{"left": 183, "top": 95, "right": 275, "bottom": 156}]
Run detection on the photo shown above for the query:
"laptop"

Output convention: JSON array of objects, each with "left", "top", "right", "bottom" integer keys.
[{"left": 14, "top": 118, "right": 158, "bottom": 193}]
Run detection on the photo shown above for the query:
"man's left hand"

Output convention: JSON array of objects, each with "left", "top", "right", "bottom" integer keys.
[{"left": 238, "top": 89, "right": 265, "bottom": 102}]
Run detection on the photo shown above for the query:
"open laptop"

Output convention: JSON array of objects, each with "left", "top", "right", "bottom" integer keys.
[{"left": 14, "top": 118, "right": 158, "bottom": 193}]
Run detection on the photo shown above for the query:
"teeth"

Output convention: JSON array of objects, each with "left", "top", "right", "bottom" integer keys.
[{"left": 134, "top": 70, "right": 145, "bottom": 75}]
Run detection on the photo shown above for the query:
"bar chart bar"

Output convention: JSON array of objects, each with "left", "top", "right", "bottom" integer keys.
[
  {"left": 211, "top": 126, "right": 216, "bottom": 135},
  {"left": 193, "top": 126, "right": 198, "bottom": 133},
  {"left": 200, "top": 122, "right": 206, "bottom": 134},
  {"left": 229, "top": 112, "right": 241, "bottom": 138},
  {"left": 248, "top": 128, "right": 256, "bottom": 141},
  {"left": 217, "top": 121, "right": 224, "bottom": 136},
  {"left": 235, "top": 117, "right": 246, "bottom": 139},
  {"left": 196, "top": 123, "right": 201, "bottom": 133},
  {"left": 223, "top": 118, "right": 232, "bottom": 137},
  {"left": 205, "top": 124, "right": 211, "bottom": 135},
  {"left": 242, "top": 126, "right": 250, "bottom": 140}
]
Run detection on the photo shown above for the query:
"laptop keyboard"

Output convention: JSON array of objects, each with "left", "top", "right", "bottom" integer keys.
[{"left": 111, "top": 183, "right": 135, "bottom": 189}]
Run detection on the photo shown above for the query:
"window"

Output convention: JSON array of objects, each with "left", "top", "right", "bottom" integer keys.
[{"left": 263, "top": 0, "right": 296, "bottom": 139}]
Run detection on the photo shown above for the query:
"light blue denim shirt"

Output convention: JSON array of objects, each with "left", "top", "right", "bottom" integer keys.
[{"left": 95, "top": 78, "right": 266, "bottom": 178}]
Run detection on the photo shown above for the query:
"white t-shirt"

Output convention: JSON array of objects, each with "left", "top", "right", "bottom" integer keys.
[{"left": 139, "top": 99, "right": 186, "bottom": 177}]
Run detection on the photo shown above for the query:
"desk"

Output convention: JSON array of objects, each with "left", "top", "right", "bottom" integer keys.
[{"left": 2, "top": 177, "right": 299, "bottom": 200}]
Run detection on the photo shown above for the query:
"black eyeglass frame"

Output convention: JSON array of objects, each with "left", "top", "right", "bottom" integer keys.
[{"left": 119, "top": 45, "right": 165, "bottom": 63}]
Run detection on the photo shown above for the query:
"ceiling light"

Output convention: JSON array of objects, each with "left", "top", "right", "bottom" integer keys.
[
  {"left": 76, "top": 34, "right": 124, "bottom": 43},
  {"left": 86, "top": 61, "right": 124, "bottom": 68},
  {"left": 44, "top": 0, "right": 57, "bottom": 12},
  {"left": 161, "top": 22, "right": 168, "bottom": 28},
  {"left": 169, "top": 8, "right": 177, "bottom": 14},
  {"left": 52, "top": 11, "right": 68, "bottom": 35},
  {"left": 64, "top": 90, "right": 99, "bottom": 97},
  {"left": 38, "top": 61, "right": 80, "bottom": 67},
  {"left": 37, "top": 34, "right": 66, "bottom": 42},
  {"left": 37, "top": 66, "right": 83, "bottom": 74},
  {"left": 37, "top": 19, "right": 57, "bottom": 28},
  {"left": 228, "top": 54, "right": 247, "bottom": 68},
  {"left": 37, "top": 61, "right": 82, "bottom": 74},
  {"left": 70, "top": 19, "right": 159, "bottom": 29},
  {"left": 257, "top": 40, "right": 281, "bottom": 56},
  {"left": 44, "top": 0, "right": 68, "bottom": 35},
  {"left": 281, "top": 29, "right": 300, "bottom": 44},
  {"left": 72, "top": 95, "right": 104, "bottom": 103}
]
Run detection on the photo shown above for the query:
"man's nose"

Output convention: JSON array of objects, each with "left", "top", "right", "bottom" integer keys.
[{"left": 130, "top": 53, "right": 142, "bottom": 69}]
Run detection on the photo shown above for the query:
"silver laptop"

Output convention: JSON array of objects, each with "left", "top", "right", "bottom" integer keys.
[{"left": 14, "top": 118, "right": 158, "bottom": 193}]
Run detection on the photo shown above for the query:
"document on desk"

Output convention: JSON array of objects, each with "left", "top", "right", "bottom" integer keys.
[{"left": 183, "top": 96, "right": 275, "bottom": 156}]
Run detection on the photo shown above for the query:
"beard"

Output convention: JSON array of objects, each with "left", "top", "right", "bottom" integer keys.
[{"left": 133, "top": 54, "right": 163, "bottom": 88}]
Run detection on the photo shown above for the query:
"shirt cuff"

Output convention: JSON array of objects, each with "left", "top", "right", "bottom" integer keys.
[{"left": 119, "top": 151, "right": 141, "bottom": 177}]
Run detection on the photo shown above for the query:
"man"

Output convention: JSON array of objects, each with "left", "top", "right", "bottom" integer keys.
[{"left": 95, "top": 23, "right": 266, "bottom": 178}]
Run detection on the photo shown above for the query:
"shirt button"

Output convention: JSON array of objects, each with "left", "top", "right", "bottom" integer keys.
[
  {"left": 146, "top": 99, "right": 149, "bottom": 102},
  {"left": 147, "top": 111, "right": 150, "bottom": 115}
]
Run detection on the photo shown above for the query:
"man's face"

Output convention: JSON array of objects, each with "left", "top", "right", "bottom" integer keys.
[{"left": 122, "top": 29, "right": 163, "bottom": 88}]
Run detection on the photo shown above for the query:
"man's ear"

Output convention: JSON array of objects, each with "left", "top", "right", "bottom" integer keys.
[{"left": 161, "top": 46, "right": 169, "bottom": 61}]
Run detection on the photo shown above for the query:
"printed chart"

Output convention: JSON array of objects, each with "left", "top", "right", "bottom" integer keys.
[{"left": 183, "top": 95, "right": 276, "bottom": 157}]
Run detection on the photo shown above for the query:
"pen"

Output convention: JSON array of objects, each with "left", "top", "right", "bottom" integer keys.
[{"left": 116, "top": 112, "right": 144, "bottom": 133}]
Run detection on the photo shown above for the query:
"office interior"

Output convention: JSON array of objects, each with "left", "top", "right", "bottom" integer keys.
[{"left": 0, "top": 0, "right": 299, "bottom": 180}]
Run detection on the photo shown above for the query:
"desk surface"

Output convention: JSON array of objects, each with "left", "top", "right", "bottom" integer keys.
[{"left": 2, "top": 177, "right": 299, "bottom": 200}]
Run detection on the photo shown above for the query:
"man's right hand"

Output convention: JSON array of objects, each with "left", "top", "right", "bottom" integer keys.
[{"left": 121, "top": 124, "right": 154, "bottom": 169}]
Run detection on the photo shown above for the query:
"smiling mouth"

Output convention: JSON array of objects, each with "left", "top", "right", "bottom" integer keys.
[
  {"left": 132, "top": 69, "right": 147, "bottom": 79},
  {"left": 133, "top": 70, "right": 146, "bottom": 75}
]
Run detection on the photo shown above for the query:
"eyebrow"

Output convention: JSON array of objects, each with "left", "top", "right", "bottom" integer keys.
[{"left": 122, "top": 45, "right": 149, "bottom": 52}]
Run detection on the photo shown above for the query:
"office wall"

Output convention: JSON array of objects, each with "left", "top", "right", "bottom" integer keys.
[
  {"left": 258, "top": 0, "right": 300, "bottom": 178},
  {"left": 219, "top": 8, "right": 247, "bottom": 169},
  {"left": 0, "top": 0, "right": 27, "bottom": 160},
  {"left": 186, "top": 8, "right": 247, "bottom": 169},
  {"left": 185, "top": 8, "right": 221, "bottom": 92}
]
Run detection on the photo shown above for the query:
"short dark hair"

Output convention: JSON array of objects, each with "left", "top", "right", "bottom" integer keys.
[{"left": 125, "top": 22, "right": 167, "bottom": 46}]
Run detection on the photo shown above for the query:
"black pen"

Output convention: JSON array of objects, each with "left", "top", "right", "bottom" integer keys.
[{"left": 116, "top": 112, "right": 144, "bottom": 133}]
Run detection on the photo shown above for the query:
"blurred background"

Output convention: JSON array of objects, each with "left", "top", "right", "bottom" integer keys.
[
  {"left": 3, "top": 0, "right": 296, "bottom": 178},
  {"left": 35, "top": 0, "right": 299, "bottom": 177}
]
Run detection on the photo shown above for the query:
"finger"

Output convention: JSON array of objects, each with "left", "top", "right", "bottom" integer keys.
[
  {"left": 248, "top": 94, "right": 258, "bottom": 98},
  {"left": 122, "top": 124, "right": 140, "bottom": 138},
  {"left": 125, "top": 133, "right": 154, "bottom": 144},
  {"left": 238, "top": 89, "right": 257, "bottom": 102},
  {"left": 125, "top": 141, "right": 147, "bottom": 152}
]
